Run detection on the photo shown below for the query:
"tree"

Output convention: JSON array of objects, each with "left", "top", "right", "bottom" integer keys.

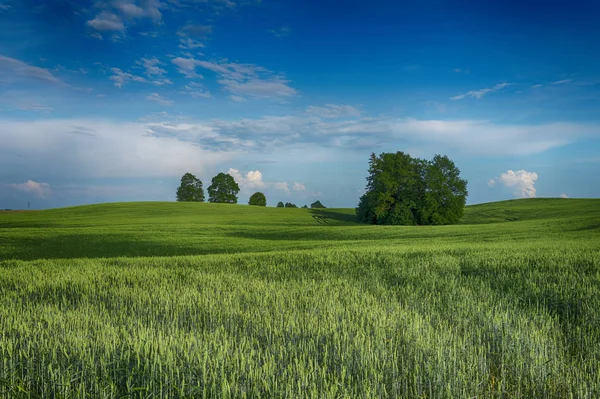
[
  {"left": 356, "top": 152, "right": 467, "bottom": 225},
  {"left": 301, "top": 205, "right": 308, "bottom": 208},
  {"left": 176, "top": 173, "right": 205, "bottom": 202},
  {"left": 207, "top": 173, "right": 240, "bottom": 204},
  {"left": 284, "top": 202, "right": 298, "bottom": 208},
  {"left": 276, "top": 201, "right": 285, "bottom": 208},
  {"left": 310, "top": 200, "right": 326, "bottom": 209},
  {"left": 248, "top": 192, "right": 267, "bottom": 206}
]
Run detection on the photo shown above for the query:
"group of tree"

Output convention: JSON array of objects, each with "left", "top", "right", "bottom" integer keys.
[
  {"left": 356, "top": 152, "right": 468, "bottom": 225},
  {"left": 176, "top": 172, "right": 240, "bottom": 204},
  {"left": 177, "top": 173, "right": 326, "bottom": 209},
  {"left": 275, "top": 200, "right": 327, "bottom": 209}
]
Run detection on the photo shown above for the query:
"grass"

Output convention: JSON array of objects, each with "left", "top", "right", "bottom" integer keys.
[{"left": 0, "top": 198, "right": 599, "bottom": 398}]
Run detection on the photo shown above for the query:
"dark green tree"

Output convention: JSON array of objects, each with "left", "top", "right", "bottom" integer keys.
[
  {"left": 276, "top": 201, "right": 285, "bottom": 208},
  {"left": 284, "top": 202, "right": 298, "bottom": 208},
  {"left": 176, "top": 172, "right": 205, "bottom": 202},
  {"left": 248, "top": 192, "right": 267, "bottom": 206},
  {"left": 207, "top": 173, "right": 240, "bottom": 204},
  {"left": 301, "top": 205, "right": 308, "bottom": 209},
  {"left": 310, "top": 200, "right": 326, "bottom": 209},
  {"left": 356, "top": 152, "right": 467, "bottom": 225}
]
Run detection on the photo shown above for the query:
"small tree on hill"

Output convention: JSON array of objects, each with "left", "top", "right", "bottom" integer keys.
[
  {"left": 301, "top": 205, "right": 308, "bottom": 208},
  {"left": 284, "top": 202, "right": 298, "bottom": 208},
  {"left": 208, "top": 173, "right": 240, "bottom": 204},
  {"left": 248, "top": 192, "right": 267, "bottom": 206},
  {"left": 176, "top": 173, "right": 205, "bottom": 202},
  {"left": 310, "top": 200, "right": 326, "bottom": 209},
  {"left": 276, "top": 201, "right": 285, "bottom": 208}
]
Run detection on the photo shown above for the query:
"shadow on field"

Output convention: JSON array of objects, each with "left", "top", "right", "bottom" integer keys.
[
  {"left": 309, "top": 209, "right": 359, "bottom": 225},
  {"left": 0, "top": 233, "right": 240, "bottom": 261}
]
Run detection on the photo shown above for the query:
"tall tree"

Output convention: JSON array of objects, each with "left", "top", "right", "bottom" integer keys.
[
  {"left": 284, "top": 202, "right": 298, "bottom": 208},
  {"left": 310, "top": 200, "right": 326, "bottom": 209},
  {"left": 207, "top": 173, "right": 240, "bottom": 204},
  {"left": 248, "top": 192, "right": 267, "bottom": 206},
  {"left": 356, "top": 152, "right": 467, "bottom": 225},
  {"left": 176, "top": 173, "right": 205, "bottom": 202},
  {"left": 276, "top": 201, "right": 285, "bottom": 208}
]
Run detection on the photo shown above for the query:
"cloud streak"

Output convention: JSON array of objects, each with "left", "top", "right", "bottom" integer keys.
[{"left": 450, "top": 82, "right": 511, "bottom": 100}]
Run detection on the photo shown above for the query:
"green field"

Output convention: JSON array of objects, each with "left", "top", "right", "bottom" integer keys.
[{"left": 1, "top": 198, "right": 599, "bottom": 398}]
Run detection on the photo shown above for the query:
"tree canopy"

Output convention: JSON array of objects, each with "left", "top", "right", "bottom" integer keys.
[
  {"left": 207, "top": 173, "right": 240, "bottom": 204},
  {"left": 176, "top": 173, "right": 205, "bottom": 202},
  {"left": 276, "top": 201, "right": 285, "bottom": 208},
  {"left": 284, "top": 202, "right": 298, "bottom": 208},
  {"left": 248, "top": 192, "right": 267, "bottom": 206},
  {"left": 310, "top": 200, "right": 326, "bottom": 209},
  {"left": 356, "top": 152, "right": 468, "bottom": 225}
]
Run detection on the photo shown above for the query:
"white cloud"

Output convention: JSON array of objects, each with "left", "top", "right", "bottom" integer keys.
[
  {"left": 227, "top": 168, "right": 291, "bottom": 193},
  {"left": 146, "top": 93, "right": 173, "bottom": 105},
  {"left": 0, "top": 55, "right": 62, "bottom": 84},
  {"left": 172, "top": 57, "right": 296, "bottom": 99},
  {"left": 138, "top": 57, "right": 166, "bottom": 77},
  {"left": 179, "top": 38, "right": 206, "bottom": 49},
  {"left": 89, "top": 32, "right": 104, "bottom": 40},
  {"left": 293, "top": 182, "right": 305, "bottom": 191},
  {"left": 560, "top": 193, "right": 569, "bottom": 198},
  {"left": 114, "top": 0, "right": 162, "bottom": 21},
  {"left": 172, "top": 57, "right": 203, "bottom": 78},
  {"left": 8, "top": 180, "right": 51, "bottom": 198},
  {"left": 86, "top": 12, "right": 125, "bottom": 31},
  {"left": 450, "top": 82, "right": 511, "bottom": 100},
  {"left": 18, "top": 102, "right": 53, "bottom": 112},
  {"left": 531, "top": 84, "right": 543, "bottom": 88},
  {"left": 0, "top": 119, "right": 234, "bottom": 180},
  {"left": 109, "top": 68, "right": 146, "bottom": 87},
  {"left": 87, "top": 1, "right": 163, "bottom": 33},
  {"left": 552, "top": 79, "right": 573, "bottom": 85},
  {"left": 272, "top": 182, "right": 289, "bottom": 193},
  {"left": 489, "top": 170, "right": 538, "bottom": 198},
  {"left": 230, "top": 95, "right": 245, "bottom": 102},
  {"left": 0, "top": 3, "right": 12, "bottom": 11},
  {"left": 180, "top": 83, "right": 211, "bottom": 98},
  {"left": 140, "top": 114, "right": 600, "bottom": 156},
  {"left": 306, "top": 104, "right": 361, "bottom": 119}
]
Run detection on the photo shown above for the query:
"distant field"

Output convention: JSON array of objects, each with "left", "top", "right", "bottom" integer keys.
[{"left": 1, "top": 199, "right": 599, "bottom": 398}]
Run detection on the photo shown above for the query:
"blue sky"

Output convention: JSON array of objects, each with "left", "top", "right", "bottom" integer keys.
[{"left": 1, "top": 0, "right": 599, "bottom": 209}]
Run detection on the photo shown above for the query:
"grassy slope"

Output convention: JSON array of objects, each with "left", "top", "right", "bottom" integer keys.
[
  {"left": 0, "top": 198, "right": 598, "bottom": 261},
  {"left": 1, "top": 199, "right": 600, "bottom": 397}
]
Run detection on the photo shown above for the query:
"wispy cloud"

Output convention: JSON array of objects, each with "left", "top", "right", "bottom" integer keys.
[
  {"left": 18, "top": 102, "right": 53, "bottom": 112},
  {"left": 177, "top": 24, "right": 212, "bottom": 49},
  {"left": 86, "top": 0, "right": 163, "bottom": 34},
  {"left": 8, "top": 180, "right": 52, "bottom": 198},
  {"left": 269, "top": 27, "right": 291, "bottom": 37},
  {"left": 172, "top": 57, "right": 296, "bottom": 100},
  {"left": 293, "top": 182, "right": 305, "bottom": 191},
  {"left": 146, "top": 93, "right": 173, "bottom": 106},
  {"left": 450, "top": 82, "right": 511, "bottom": 100},
  {"left": 180, "top": 83, "right": 211, "bottom": 98},
  {"left": 0, "top": 55, "right": 62, "bottom": 84},
  {"left": 109, "top": 68, "right": 146, "bottom": 87},
  {"left": 552, "top": 79, "right": 573, "bottom": 85},
  {"left": 86, "top": 12, "right": 125, "bottom": 31},
  {"left": 305, "top": 104, "right": 361, "bottom": 119}
]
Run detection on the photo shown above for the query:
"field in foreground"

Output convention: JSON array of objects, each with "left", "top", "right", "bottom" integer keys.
[{"left": 0, "top": 199, "right": 599, "bottom": 398}]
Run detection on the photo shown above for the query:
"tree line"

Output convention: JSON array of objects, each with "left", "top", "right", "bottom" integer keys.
[
  {"left": 177, "top": 151, "right": 467, "bottom": 225},
  {"left": 176, "top": 172, "right": 327, "bottom": 208}
]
